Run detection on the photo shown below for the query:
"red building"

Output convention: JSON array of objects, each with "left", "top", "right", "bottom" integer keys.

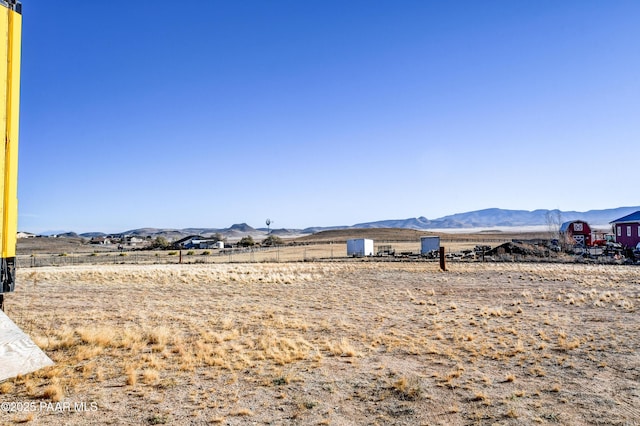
[
  {"left": 559, "top": 220, "right": 592, "bottom": 247},
  {"left": 610, "top": 211, "right": 640, "bottom": 249}
]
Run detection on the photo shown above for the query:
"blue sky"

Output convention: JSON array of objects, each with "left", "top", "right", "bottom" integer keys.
[{"left": 18, "top": 1, "right": 640, "bottom": 233}]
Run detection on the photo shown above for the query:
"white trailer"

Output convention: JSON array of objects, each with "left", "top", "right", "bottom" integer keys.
[
  {"left": 347, "top": 238, "right": 374, "bottom": 257},
  {"left": 420, "top": 236, "right": 440, "bottom": 255}
]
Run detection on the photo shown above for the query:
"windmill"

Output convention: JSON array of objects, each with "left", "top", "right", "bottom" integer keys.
[{"left": 266, "top": 218, "right": 272, "bottom": 235}]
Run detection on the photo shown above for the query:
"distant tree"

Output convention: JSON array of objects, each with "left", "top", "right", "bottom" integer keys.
[
  {"left": 213, "top": 233, "right": 224, "bottom": 243},
  {"left": 238, "top": 236, "right": 255, "bottom": 247},
  {"left": 151, "top": 236, "right": 170, "bottom": 249},
  {"left": 262, "top": 235, "right": 284, "bottom": 247},
  {"left": 545, "top": 210, "right": 562, "bottom": 241}
]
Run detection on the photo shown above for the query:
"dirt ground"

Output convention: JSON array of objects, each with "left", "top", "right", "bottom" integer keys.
[{"left": 1, "top": 261, "right": 639, "bottom": 425}]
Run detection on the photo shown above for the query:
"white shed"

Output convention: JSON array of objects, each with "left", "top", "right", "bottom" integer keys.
[
  {"left": 347, "top": 239, "right": 374, "bottom": 257},
  {"left": 420, "top": 236, "right": 440, "bottom": 254}
]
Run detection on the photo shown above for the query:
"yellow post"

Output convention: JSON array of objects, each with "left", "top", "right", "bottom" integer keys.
[{"left": 0, "top": 1, "right": 21, "bottom": 306}]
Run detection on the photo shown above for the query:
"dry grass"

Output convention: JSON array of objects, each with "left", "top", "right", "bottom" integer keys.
[
  {"left": 41, "top": 380, "right": 64, "bottom": 402},
  {"left": 1, "top": 261, "right": 638, "bottom": 425}
]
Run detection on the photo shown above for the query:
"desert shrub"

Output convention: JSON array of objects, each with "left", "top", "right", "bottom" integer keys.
[
  {"left": 168, "top": 251, "right": 177, "bottom": 256},
  {"left": 392, "top": 375, "right": 423, "bottom": 401},
  {"left": 262, "top": 235, "right": 284, "bottom": 246},
  {"left": 147, "top": 414, "right": 170, "bottom": 425},
  {"left": 186, "top": 250, "right": 195, "bottom": 256},
  {"left": 239, "top": 236, "right": 255, "bottom": 247},
  {"left": 151, "top": 237, "right": 170, "bottom": 250},
  {"left": 202, "top": 250, "right": 211, "bottom": 255}
]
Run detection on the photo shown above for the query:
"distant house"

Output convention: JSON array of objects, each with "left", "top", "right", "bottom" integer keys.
[
  {"left": 173, "top": 236, "right": 201, "bottom": 249},
  {"left": 559, "top": 220, "right": 592, "bottom": 247},
  {"left": 90, "top": 236, "right": 112, "bottom": 245},
  {"left": 123, "top": 236, "right": 144, "bottom": 246},
  {"left": 173, "top": 235, "right": 220, "bottom": 250},
  {"left": 610, "top": 211, "right": 640, "bottom": 249}
]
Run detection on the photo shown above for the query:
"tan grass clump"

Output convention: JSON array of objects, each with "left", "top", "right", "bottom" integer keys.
[
  {"left": 77, "top": 326, "right": 118, "bottom": 347},
  {"left": 392, "top": 375, "right": 423, "bottom": 401},
  {"left": 325, "top": 337, "right": 360, "bottom": 357},
  {"left": 259, "top": 333, "right": 314, "bottom": 365},
  {"left": 42, "top": 380, "right": 64, "bottom": 402}
]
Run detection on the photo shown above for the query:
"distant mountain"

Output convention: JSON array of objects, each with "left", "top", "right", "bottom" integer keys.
[
  {"left": 256, "top": 228, "right": 302, "bottom": 237},
  {"left": 79, "top": 232, "right": 107, "bottom": 238},
  {"left": 228, "top": 223, "right": 255, "bottom": 232},
  {"left": 553, "top": 207, "right": 640, "bottom": 226},
  {"left": 39, "top": 230, "right": 72, "bottom": 236},
  {"left": 350, "top": 206, "right": 640, "bottom": 230},
  {"left": 87, "top": 223, "right": 270, "bottom": 242},
  {"left": 58, "top": 232, "right": 80, "bottom": 238},
  {"left": 39, "top": 206, "right": 640, "bottom": 241},
  {"left": 301, "top": 225, "right": 349, "bottom": 234},
  {"left": 122, "top": 228, "right": 190, "bottom": 241},
  {"left": 352, "top": 216, "right": 433, "bottom": 229}
]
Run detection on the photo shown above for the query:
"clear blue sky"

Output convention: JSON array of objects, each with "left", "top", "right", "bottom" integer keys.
[{"left": 18, "top": 1, "right": 640, "bottom": 233}]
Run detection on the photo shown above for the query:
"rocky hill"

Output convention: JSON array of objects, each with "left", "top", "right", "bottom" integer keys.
[
  {"left": 50, "top": 206, "right": 639, "bottom": 241},
  {"left": 348, "top": 206, "right": 639, "bottom": 230}
]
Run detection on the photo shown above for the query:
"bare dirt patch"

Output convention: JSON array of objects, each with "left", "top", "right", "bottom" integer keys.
[{"left": 1, "top": 262, "right": 639, "bottom": 425}]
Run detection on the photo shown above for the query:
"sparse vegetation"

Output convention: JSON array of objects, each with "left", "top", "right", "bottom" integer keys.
[
  {"left": 2, "top": 261, "right": 638, "bottom": 425},
  {"left": 238, "top": 235, "right": 255, "bottom": 247},
  {"left": 262, "top": 235, "right": 284, "bottom": 246},
  {"left": 150, "top": 236, "right": 170, "bottom": 250}
]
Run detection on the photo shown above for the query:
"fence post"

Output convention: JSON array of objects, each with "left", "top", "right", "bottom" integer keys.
[{"left": 439, "top": 246, "right": 446, "bottom": 271}]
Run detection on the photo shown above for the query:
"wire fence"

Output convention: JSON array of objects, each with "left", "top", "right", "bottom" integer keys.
[
  {"left": 16, "top": 244, "right": 353, "bottom": 268},
  {"left": 16, "top": 241, "right": 453, "bottom": 268},
  {"left": 24, "top": 238, "right": 598, "bottom": 269}
]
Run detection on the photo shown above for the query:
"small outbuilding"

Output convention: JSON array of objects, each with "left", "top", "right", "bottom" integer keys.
[
  {"left": 560, "top": 220, "right": 592, "bottom": 247},
  {"left": 420, "top": 236, "right": 440, "bottom": 255},
  {"left": 347, "top": 238, "right": 374, "bottom": 257},
  {"left": 610, "top": 211, "right": 640, "bottom": 249},
  {"left": 174, "top": 235, "right": 221, "bottom": 250}
]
